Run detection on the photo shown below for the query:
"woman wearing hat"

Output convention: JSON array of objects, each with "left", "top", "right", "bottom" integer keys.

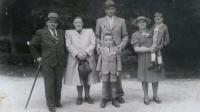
[{"left": 131, "top": 16, "right": 165, "bottom": 105}]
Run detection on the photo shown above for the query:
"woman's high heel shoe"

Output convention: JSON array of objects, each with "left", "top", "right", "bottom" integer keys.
[
  {"left": 153, "top": 97, "right": 162, "bottom": 104},
  {"left": 144, "top": 97, "right": 150, "bottom": 105}
]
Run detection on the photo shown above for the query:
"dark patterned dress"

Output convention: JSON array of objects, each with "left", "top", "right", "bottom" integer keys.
[{"left": 131, "top": 30, "right": 165, "bottom": 82}]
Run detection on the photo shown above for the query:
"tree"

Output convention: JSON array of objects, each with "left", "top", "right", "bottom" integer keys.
[
  {"left": 1, "top": 0, "right": 200, "bottom": 68},
  {"left": 0, "top": 0, "right": 17, "bottom": 54}
]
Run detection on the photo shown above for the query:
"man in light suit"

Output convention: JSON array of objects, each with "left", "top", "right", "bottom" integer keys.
[
  {"left": 95, "top": 0, "right": 128, "bottom": 103},
  {"left": 29, "top": 12, "right": 67, "bottom": 112}
]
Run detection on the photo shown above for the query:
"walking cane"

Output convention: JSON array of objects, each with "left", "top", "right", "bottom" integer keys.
[
  {"left": 25, "top": 61, "right": 41, "bottom": 109},
  {"left": 25, "top": 41, "right": 42, "bottom": 109},
  {"left": 63, "top": 69, "right": 66, "bottom": 84}
]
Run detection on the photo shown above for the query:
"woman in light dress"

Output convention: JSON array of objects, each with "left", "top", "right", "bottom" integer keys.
[{"left": 65, "top": 16, "right": 100, "bottom": 105}]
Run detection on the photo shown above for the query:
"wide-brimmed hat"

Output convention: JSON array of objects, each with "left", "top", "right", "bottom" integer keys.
[
  {"left": 132, "top": 16, "right": 151, "bottom": 26},
  {"left": 45, "top": 12, "right": 59, "bottom": 21},
  {"left": 104, "top": 0, "right": 116, "bottom": 9}
]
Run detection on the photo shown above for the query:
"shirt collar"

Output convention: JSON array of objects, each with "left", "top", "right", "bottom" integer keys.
[
  {"left": 156, "top": 23, "right": 164, "bottom": 27},
  {"left": 107, "top": 16, "right": 115, "bottom": 20},
  {"left": 48, "top": 28, "right": 57, "bottom": 36}
]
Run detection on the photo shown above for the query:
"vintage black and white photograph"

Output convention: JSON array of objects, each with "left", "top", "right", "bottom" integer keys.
[{"left": 0, "top": 0, "right": 200, "bottom": 112}]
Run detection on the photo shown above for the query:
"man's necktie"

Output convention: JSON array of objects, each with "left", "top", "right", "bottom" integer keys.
[{"left": 52, "top": 29, "right": 58, "bottom": 41}]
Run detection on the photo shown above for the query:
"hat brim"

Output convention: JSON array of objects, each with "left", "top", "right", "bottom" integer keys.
[
  {"left": 104, "top": 4, "right": 116, "bottom": 9},
  {"left": 132, "top": 18, "right": 151, "bottom": 26},
  {"left": 45, "top": 17, "right": 58, "bottom": 22}
]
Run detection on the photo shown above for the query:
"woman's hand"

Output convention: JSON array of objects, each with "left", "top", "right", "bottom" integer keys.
[
  {"left": 76, "top": 52, "right": 85, "bottom": 60},
  {"left": 76, "top": 52, "right": 88, "bottom": 60},
  {"left": 150, "top": 44, "right": 156, "bottom": 52}
]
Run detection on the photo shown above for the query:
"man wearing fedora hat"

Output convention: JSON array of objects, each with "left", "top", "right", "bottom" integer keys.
[
  {"left": 96, "top": 0, "right": 128, "bottom": 106},
  {"left": 29, "top": 12, "right": 67, "bottom": 112}
]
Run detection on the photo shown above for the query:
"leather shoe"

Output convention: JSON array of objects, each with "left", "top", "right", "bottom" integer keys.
[
  {"left": 84, "top": 97, "right": 94, "bottom": 104},
  {"left": 55, "top": 103, "right": 63, "bottom": 108},
  {"left": 153, "top": 97, "right": 162, "bottom": 104},
  {"left": 112, "top": 100, "right": 120, "bottom": 108},
  {"left": 48, "top": 106, "right": 56, "bottom": 112},
  {"left": 116, "top": 96, "right": 125, "bottom": 103},
  {"left": 100, "top": 99, "right": 107, "bottom": 108},
  {"left": 76, "top": 97, "right": 83, "bottom": 105},
  {"left": 144, "top": 97, "right": 150, "bottom": 105}
]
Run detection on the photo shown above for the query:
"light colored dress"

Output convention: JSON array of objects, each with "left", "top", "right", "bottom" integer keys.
[
  {"left": 65, "top": 28, "right": 100, "bottom": 86},
  {"left": 131, "top": 30, "right": 165, "bottom": 82}
]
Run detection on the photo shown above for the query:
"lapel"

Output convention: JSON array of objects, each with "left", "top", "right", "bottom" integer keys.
[
  {"left": 109, "top": 47, "right": 117, "bottom": 57},
  {"left": 103, "top": 16, "right": 119, "bottom": 31},
  {"left": 159, "top": 24, "right": 165, "bottom": 31},
  {"left": 110, "top": 16, "right": 119, "bottom": 30},
  {"left": 103, "top": 46, "right": 116, "bottom": 58},
  {"left": 45, "top": 28, "right": 58, "bottom": 44},
  {"left": 56, "top": 30, "right": 62, "bottom": 43},
  {"left": 72, "top": 30, "right": 82, "bottom": 39},
  {"left": 103, "top": 17, "right": 112, "bottom": 32},
  {"left": 102, "top": 47, "right": 109, "bottom": 58}
]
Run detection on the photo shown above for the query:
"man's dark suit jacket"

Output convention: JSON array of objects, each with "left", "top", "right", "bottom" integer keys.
[{"left": 29, "top": 28, "right": 67, "bottom": 67}]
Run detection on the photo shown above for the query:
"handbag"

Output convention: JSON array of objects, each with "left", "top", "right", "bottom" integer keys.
[{"left": 78, "top": 60, "right": 92, "bottom": 82}]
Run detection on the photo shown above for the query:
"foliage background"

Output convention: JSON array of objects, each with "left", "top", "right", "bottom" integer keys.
[{"left": 0, "top": 0, "right": 200, "bottom": 77}]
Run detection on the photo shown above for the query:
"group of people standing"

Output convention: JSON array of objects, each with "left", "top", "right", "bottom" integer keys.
[{"left": 29, "top": 0, "right": 169, "bottom": 112}]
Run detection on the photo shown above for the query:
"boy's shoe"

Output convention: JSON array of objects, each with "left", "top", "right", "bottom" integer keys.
[
  {"left": 100, "top": 99, "right": 107, "bottom": 108},
  {"left": 153, "top": 97, "right": 162, "bottom": 104},
  {"left": 84, "top": 97, "right": 94, "bottom": 104},
  {"left": 155, "top": 64, "right": 163, "bottom": 72},
  {"left": 112, "top": 100, "right": 120, "bottom": 108},
  {"left": 55, "top": 103, "right": 63, "bottom": 108},
  {"left": 116, "top": 96, "right": 125, "bottom": 103},
  {"left": 76, "top": 97, "right": 83, "bottom": 105},
  {"left": 48, "top": 106, "right": 56, "bottom": 112},
  {"left": 144, "top": 98, "right": 150, "bottom": 105}
]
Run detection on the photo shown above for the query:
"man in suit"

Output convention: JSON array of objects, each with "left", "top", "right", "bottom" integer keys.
[
  {"left": 29, "top": 12, "right": 67, "bottom": 112},
  {"left": 96, "top": 0, "right": 128, "bottom": 103}
]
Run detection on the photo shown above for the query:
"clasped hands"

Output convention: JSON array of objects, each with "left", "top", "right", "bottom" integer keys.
[{"left": 76, "top": 52, "right": 88, "bottom": 60}]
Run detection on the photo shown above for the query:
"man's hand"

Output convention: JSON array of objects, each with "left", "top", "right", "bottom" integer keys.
[
  {"left": 37, "top": 57, "right": 42, "bottom": 64},
  {"left": 117, "top": 46, "right": 123, "bottom": 53}
]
